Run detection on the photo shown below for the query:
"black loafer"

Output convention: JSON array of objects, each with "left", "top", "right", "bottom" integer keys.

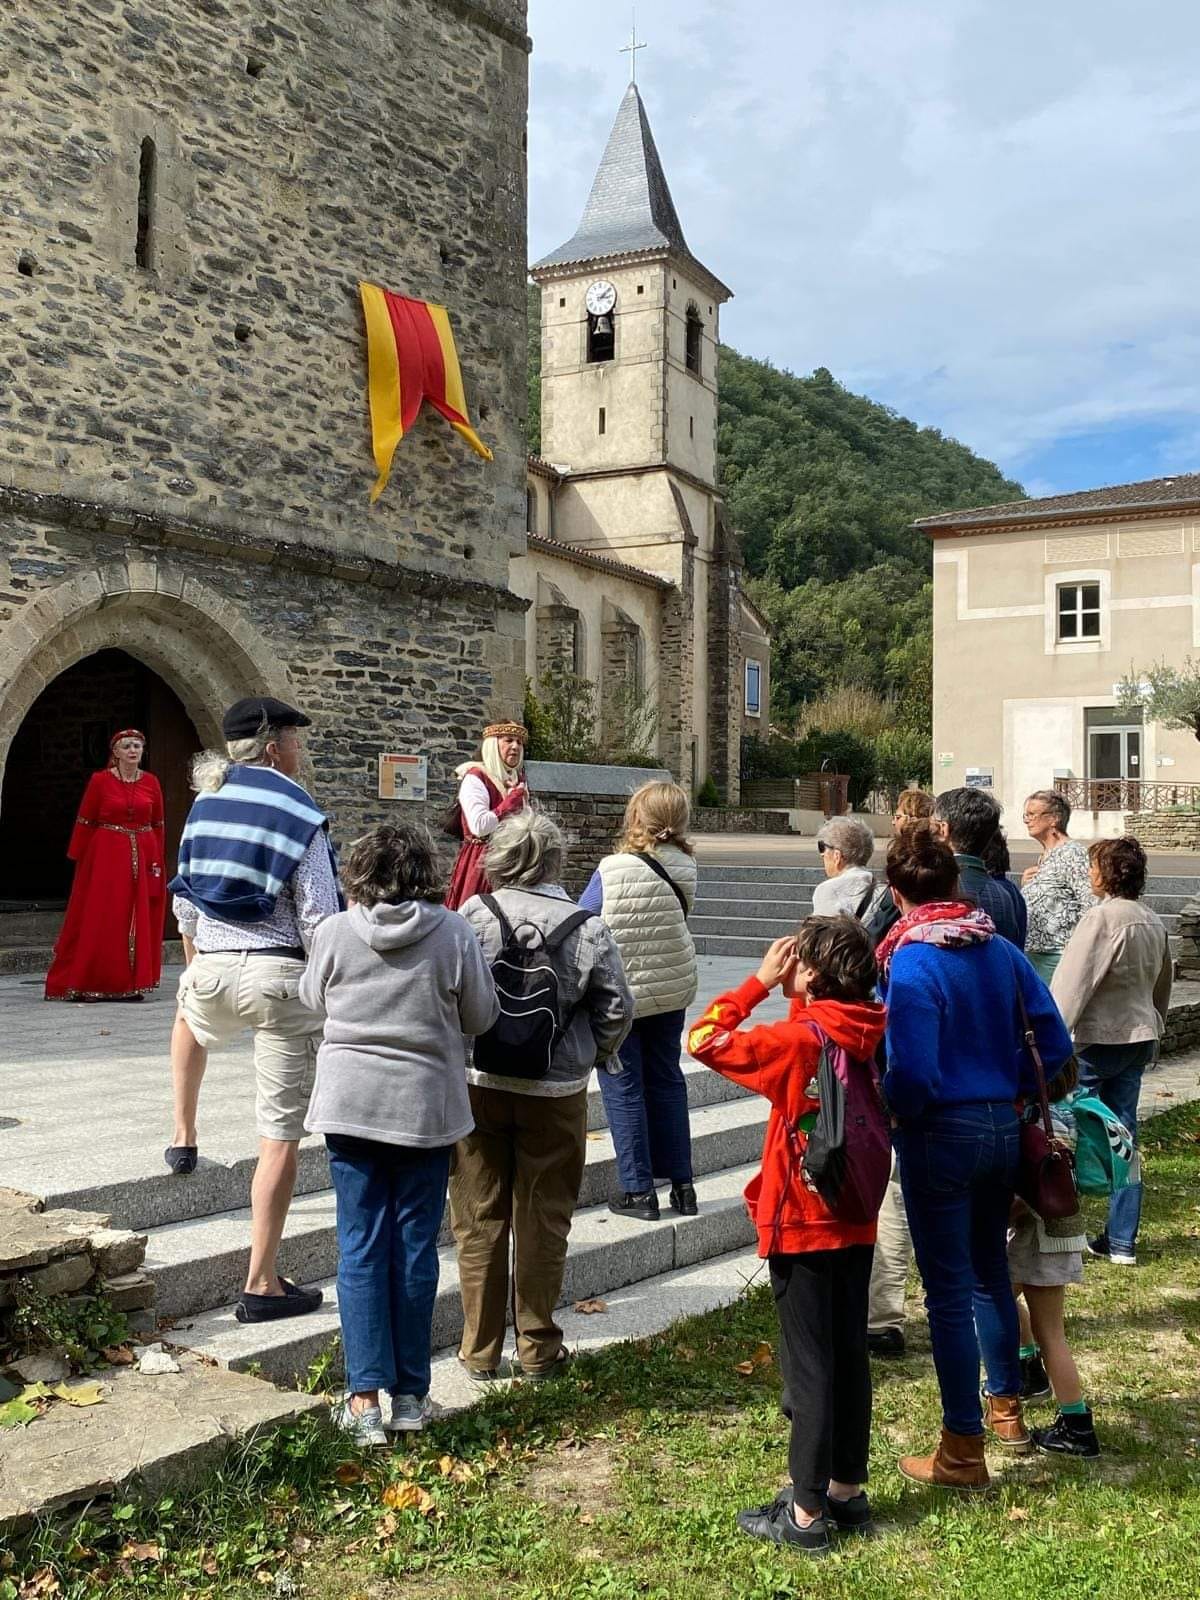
[
  {"left": 519, "top": 1347, "right": 573, "bottom": 1385},
  {"left": 867, "top": 1327, "right": 906, "bottom": 1358},
  {"left": 736, "top": 1496, "right": 830, "bottom": 1552},
  {"left": 608, "top": 1189, "right": 660, "bottom": 1222},
  {"left": 668, "top": 1182, "right": 698, "bottom": 1216},
  {"left": 164, "top": 1146, "right": 198, "bottom": 1175},
  {"left": 235, "top": 1277, "right": 323, "bottom": 1323}
]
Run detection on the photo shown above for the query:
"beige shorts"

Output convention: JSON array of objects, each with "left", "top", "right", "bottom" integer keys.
[
  {"left": 177, "top": 952, "right": 322, "bottom": 1142},
  {"left": 1007, "top": 1211, "right": 1084, "bottom": 1288}
]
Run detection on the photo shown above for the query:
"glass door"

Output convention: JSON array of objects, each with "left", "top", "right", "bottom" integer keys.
[{"left": 1088, "top": 727, "right": 1141, "bottom": 807}]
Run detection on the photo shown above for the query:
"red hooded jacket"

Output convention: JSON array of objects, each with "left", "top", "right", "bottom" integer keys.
[{"left": 687, "top": 977, "right": 887, "bottom": 1257}]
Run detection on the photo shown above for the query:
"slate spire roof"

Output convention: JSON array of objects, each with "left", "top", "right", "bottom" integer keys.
[{"left": 532, "top": 83, "right": 729, "bottom": 295}]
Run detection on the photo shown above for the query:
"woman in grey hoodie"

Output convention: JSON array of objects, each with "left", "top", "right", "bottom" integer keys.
[{"left": 300, "top": 823, "right": 498, "bottom": 1446}]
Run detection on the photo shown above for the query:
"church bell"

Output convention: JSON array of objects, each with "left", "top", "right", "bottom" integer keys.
[{"left": 593, "top": 313, "right": 613, "bottom": 335}]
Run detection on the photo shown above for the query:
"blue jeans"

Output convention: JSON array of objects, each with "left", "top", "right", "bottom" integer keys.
[
  {"left": 1077, "top": 1041, "right": 1152, "bottom": 1254},
  {"left": 894, "top": 1102, "right": 1022, "bottom": 1435},
  {"left": 326, "top": 1135, "right": 451, "bottom": 1397},
  {"left": 599, "top": 1009, "right": 692, "bottom": 1192}
]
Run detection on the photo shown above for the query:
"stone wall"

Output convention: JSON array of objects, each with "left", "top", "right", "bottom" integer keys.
[
  {"left": 1123, "top": 813, "right": 1200, "bottom": 851},
  {"left": 693, "top": 806, "right": 790, "bottom": 835},
  {"left": 0, "top": 0, "right": 529, "bottom": 592},
  {"left": 526, "top": 760, "right": 670, "bottom": 897}
]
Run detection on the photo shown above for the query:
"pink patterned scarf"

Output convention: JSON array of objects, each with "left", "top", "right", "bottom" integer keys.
[{"left": 876, "top": 899, "right": 995, "bottom": 980}]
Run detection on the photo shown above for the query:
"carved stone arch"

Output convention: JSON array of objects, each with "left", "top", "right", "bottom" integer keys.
[{"left": 0, "top": 557, "right": 294, "bottom": 799}]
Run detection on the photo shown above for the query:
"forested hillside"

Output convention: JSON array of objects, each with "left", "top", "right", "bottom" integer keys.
[{"left": 525, "top": 287, "right": 1023, "bottom": 739}]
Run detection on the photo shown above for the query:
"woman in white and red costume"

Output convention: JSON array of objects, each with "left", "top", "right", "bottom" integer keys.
[{"left": 444, "top": 722, "right": 529, "bottom": 911}]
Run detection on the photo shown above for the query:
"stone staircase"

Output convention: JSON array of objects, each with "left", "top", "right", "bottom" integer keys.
[
  {"left": 692, "top": 863, "right": 1197, "bottom": 959},
  {"left": 128, "top": 1054, "right": 776, "bottom": 1388}
]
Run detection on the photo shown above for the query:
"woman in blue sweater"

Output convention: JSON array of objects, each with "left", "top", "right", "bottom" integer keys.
[{"left": 877, "top": 831, "right": 1073, "bottom": 1491}]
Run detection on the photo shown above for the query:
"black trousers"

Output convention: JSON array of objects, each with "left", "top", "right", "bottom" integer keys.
[{"left": 770, "top": 1244, "right": 874, "bottom": 1512}]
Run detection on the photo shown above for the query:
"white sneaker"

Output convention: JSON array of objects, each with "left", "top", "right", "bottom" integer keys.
[
  {"left": 333, "top": 1399, "right": 389, "bottom": 1447},
  {"left": 386, "top": 1392, "right": 439, "bottom": 1432}
]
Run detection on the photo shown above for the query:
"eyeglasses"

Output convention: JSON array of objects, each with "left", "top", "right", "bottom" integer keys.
[
  {"left": 817, "top": 840, "right": 827, "bottom": 854},
  {"left": 1022, "top": 810, "right": 1051, "bottom": 823}
]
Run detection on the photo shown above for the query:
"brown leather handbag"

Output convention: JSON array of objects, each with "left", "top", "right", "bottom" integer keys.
[{"left": 1012, "top": 976, "right": 1080, "bottom": 1221}]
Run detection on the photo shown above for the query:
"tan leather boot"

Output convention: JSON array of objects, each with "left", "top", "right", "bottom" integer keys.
[
  {"left": 984, "top": 1392, "right": 1032, "bottom": 1452},
  {"left": 899, "top": 1428, "right": 990, "bottom": 1490}
]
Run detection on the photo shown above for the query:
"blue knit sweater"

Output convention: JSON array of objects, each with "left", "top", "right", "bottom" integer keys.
[{"left": 880, "top": 937, "right": 1073, "bottom": 1121}]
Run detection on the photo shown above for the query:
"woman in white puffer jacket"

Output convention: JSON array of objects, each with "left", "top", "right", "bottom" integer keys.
[{"left": 578, "top": 782, "right": 699, "bottom": 1221}]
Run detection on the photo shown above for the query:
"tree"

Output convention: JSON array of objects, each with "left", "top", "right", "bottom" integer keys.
[{"left": 1117, "top": 660, "right": 1200, "bottom": 740}]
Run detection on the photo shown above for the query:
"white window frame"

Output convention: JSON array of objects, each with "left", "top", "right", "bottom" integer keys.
[
  {"left": 1043, "top": 568, "right": 1110, "bottom": 655},
  {"left": 744, "top": 658, "right": 762, "bottom": 717}
]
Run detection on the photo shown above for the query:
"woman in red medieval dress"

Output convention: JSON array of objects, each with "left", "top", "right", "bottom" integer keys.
[
  {"left": 443, "top": 721, "right": 530, "bottom": 910},
  {"left": 44, "top": 729, "right": 167, "bottom": 1001}
]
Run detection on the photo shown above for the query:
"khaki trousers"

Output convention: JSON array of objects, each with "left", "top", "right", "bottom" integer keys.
[
  {"left": 867, "top": 1154, "right": 914, "bottom": 1333},
  {"left": 450, "top": 1083, "right": 588, "bottom": 1374}
]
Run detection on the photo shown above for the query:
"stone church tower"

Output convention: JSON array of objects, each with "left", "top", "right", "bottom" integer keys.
[
  {"left": 521, "top": 83, "right": 768, "bottom": 798},
  {"left": 0, "top": 1, "right": 529, "bottom": 904}
]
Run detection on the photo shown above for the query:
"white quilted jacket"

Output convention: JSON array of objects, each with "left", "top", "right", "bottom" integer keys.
[{"left": 596, "top": 846, "right": 698, "bottom": 1019}]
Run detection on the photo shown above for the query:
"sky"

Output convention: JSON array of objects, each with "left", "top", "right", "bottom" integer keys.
[{"left": 526, "top": 0, "right": 1200, "bottom": 497}]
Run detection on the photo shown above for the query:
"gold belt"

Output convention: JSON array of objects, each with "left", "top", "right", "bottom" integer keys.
[{"left": 99, "top": 823, "right": 157, "bottom": 835}]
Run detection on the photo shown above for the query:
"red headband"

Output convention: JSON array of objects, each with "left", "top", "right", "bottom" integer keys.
[{"left": 109, "top": 728, "right": 146, "bottom": 752}]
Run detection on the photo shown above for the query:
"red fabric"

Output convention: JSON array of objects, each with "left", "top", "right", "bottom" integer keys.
[
  {"left": 444, "top": 771, "right": 505, "bottom": 912},
  {"left": 45, "top": 770, "right": 167, "bottom": 1000},
  {"left": 874, "top": 898, "right": 986, "bottom": 976},
  {"left": 687, "top": 979, "right": 887, "bottom": 1256}
]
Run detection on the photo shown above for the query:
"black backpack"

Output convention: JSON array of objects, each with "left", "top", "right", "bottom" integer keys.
[{"left": 473, "top": 895, "right": 594, "bottom": 1080}]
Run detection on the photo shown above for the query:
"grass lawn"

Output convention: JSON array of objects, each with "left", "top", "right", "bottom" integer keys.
[{"left": 8, "top": 1102, "right": 1200, "bottom": 1600}]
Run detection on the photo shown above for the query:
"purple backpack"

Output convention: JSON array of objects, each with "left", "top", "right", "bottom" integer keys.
[{"left": 800, "top": 1028, "right": 891, "bottom": 1225}]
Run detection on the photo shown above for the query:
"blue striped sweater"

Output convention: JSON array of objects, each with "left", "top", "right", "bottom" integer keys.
[{"left": 169, "top": 765, "right": 338, "bottom": 925}]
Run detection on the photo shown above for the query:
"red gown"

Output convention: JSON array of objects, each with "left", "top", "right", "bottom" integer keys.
[
  {"left": 44, "top": 769, "right": 167, "bottom": 1000},
  {"left": 444, "top": 770, "right": 506, "bottom": 911}
]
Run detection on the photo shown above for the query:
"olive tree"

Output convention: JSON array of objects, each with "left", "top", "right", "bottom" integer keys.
[{"left": 1116, "top": 660, "right": 1200, "bottom": 741}]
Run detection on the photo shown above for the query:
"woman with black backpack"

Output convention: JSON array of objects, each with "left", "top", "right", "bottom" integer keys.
[{"left": 454, "top": 812, "right": 633, "bottom": 1384}]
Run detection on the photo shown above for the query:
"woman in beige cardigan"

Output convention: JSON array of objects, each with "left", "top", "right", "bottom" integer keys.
[{"left": 1050, "top": 837, "right": 1172, "bottom": 1266}]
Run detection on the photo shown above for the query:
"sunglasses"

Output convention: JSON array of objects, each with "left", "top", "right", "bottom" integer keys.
[{"left": 817, "top": 840, "right": 829, "bottom": 854}]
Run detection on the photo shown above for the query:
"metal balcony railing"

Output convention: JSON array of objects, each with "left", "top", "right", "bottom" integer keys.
[{"left": 1053, "top": 776, "right": 1200, "bottom": 813}]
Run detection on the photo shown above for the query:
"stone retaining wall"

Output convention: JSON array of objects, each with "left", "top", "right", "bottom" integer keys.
[
  {"left": 693, "top": 806, "right": 790, "bottom": 834},
  {"left": 1162, "top": 996, "right": 1200, "bottom": 1056},
  {"left": 1124, "top": 813, "right": 1200, "bottom": 851},
  {"left": 526, "top": 760, "right": 670, "bottom": 897}
]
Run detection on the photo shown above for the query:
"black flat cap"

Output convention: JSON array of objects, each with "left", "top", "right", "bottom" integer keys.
[{"left": 222, "top": 696, "right": 312, "bottom": 740}]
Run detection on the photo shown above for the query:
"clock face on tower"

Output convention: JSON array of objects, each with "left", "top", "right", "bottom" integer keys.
[{"left": 585, "top": 279, "right": 617, "bottom": 316}]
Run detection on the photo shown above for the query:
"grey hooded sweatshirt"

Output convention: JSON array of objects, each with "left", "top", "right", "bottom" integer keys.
[{"left": 300, "top": 900, "right": 499, "bottom": 1148}]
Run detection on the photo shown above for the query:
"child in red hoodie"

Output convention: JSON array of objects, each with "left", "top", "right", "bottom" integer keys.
[{"left": 688, "top": 915, "right": 886, "bottom": 1554}]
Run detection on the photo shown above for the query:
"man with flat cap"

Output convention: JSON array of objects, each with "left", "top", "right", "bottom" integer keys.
[{"left": 166, "top": 696, "right": 341, "bottom": 1324}]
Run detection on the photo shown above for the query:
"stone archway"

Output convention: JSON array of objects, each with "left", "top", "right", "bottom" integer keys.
[{"left": 0, "top": 557, "right": 295, "bottom": 806}]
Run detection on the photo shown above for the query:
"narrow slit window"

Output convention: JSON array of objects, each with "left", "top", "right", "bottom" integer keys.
[
  {"left": 136, "top": 136, "right": 156, "bottom": 269},
  {"left": 689, "top": 415, "right": 694, "bottom": 439},
  {"left": 598, "top": 407, "right": 606, "bottom": 436}
]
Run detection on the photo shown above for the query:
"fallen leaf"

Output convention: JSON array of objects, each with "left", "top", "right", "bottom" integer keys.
[
  {"left": 17, "top": 1567, "right": 60, "bottom": 1598},
  {"left": 377, "top": 1512, "right": 398, "bottom": 1537},
  {"left": 381, "top": 1482, "right": 435, "bottom": 1515},
  {"left": 335, "top": 1462, "right": 364, "bottom": 1486},
  {"left": 120, "top": 1542, "right": 160, "bottom": 1562},
  {"left": 0, "top": 1395, "right": 39, "bottom": 1429},
  {"left": 290, "top": 1534, "right": 311, "bottom": 1555},
  {"left": 103, "top": 1346, "right": 135, "bottom": 1365},
  {"left": 1007, "top": 1506, "right": 1030, "bottom": 1523},
  {"left": 734, "top": 1341, "right": 773, "bottom": 1376},
  {"left": 202, "top": 1556, "right": 219, "bottom": 1576},
  {"left": 574, "top": 1298, "right": 607, "bottom": 1315},
  {"left": 52, "top": 1381, "right": 105, "bottom": 1407},
  {"left": 99, "top": 1029, "right": 112, "bottom": 1037}
]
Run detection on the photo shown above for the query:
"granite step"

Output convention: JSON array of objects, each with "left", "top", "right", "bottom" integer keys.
[
  {"left": 42, "top": 1058, "right": 754, "bottom": 1236},
  {"left": 168, "top": 1161, "right": 760, "bottom": 1386},
  {"left": 145, "top": 1097, "right": 769, "bottom": 1319}
]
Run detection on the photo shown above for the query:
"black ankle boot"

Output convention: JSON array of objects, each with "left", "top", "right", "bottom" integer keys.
[
  {"left": 1020, "top": 1352, "right": 1051, "bottom": 1400},
  {"left": 668, "top": 1182, "right": 698, "bottom": 1216},
  {"left": 608, "top": 1188, "right": 660, "bottom": 1222},
  {"left": 1032, "top": 1409, "right": 1100, "bottom": 1459}
]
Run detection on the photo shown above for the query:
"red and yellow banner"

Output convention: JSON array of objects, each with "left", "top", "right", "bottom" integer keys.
[{"left": 359, "top": 283, "right": 493, "bottom": 501}]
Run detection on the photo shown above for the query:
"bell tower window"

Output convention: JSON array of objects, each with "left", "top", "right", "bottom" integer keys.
[
  {"left": 585, "top": 278, "right": 616, "bottom": 363},
  {"left": 685, "top": 305, "right": 703, "bottom": 376}
]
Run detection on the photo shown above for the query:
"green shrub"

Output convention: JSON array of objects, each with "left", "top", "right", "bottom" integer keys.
[{"left": 696, "top": 775, "right": 722, "bottom": 808}]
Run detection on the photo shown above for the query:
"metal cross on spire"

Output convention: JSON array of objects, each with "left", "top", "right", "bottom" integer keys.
[{"left": 620, "top": 12, "right": 646, "bottom": 84}]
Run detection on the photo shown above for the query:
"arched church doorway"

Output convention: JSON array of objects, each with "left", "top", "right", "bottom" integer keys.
[{"left": 0, "top": 650, "right": 203, "bottom": 930}]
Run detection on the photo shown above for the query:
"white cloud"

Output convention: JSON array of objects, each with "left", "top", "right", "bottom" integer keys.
[{"left": 527, "top": 0, "right": 1200, "bottom": 486}]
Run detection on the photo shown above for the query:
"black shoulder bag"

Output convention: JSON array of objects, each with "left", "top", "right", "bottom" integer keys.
[{"left": 632, "top": 851, "right": 690, "bottom": 920}]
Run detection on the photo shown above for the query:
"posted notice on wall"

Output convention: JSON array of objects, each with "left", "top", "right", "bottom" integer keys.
[
  {"left": 378, "top": 753, "right": 428, "bottom": 802},
  {"left": 964, "top": 767, "right": 994, "bottom": 790}
]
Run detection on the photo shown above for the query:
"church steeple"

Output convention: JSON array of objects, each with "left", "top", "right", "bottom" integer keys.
[{"left": 533, "top": 84, "right": 728, "bottom": 297}]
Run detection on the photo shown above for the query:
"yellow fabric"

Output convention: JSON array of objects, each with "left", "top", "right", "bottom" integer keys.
[
  {"left": 427, "top": 301, "right": 494, "bottom": 461},
  {"left": 360, "top": 282, "right": 405, "bottom": 503}
]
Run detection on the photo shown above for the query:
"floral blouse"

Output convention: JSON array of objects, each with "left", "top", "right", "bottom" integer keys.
[{"left": 1022, "top": 840, "right": 1096, "bottom": 954}]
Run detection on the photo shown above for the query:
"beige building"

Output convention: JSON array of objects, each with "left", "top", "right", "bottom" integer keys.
[
  {"left": 918, "top": 473, "right": 1200, "bottom": 840},
  {"left": 515, "top": 83, "right": 769, "bottom": 801}
]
